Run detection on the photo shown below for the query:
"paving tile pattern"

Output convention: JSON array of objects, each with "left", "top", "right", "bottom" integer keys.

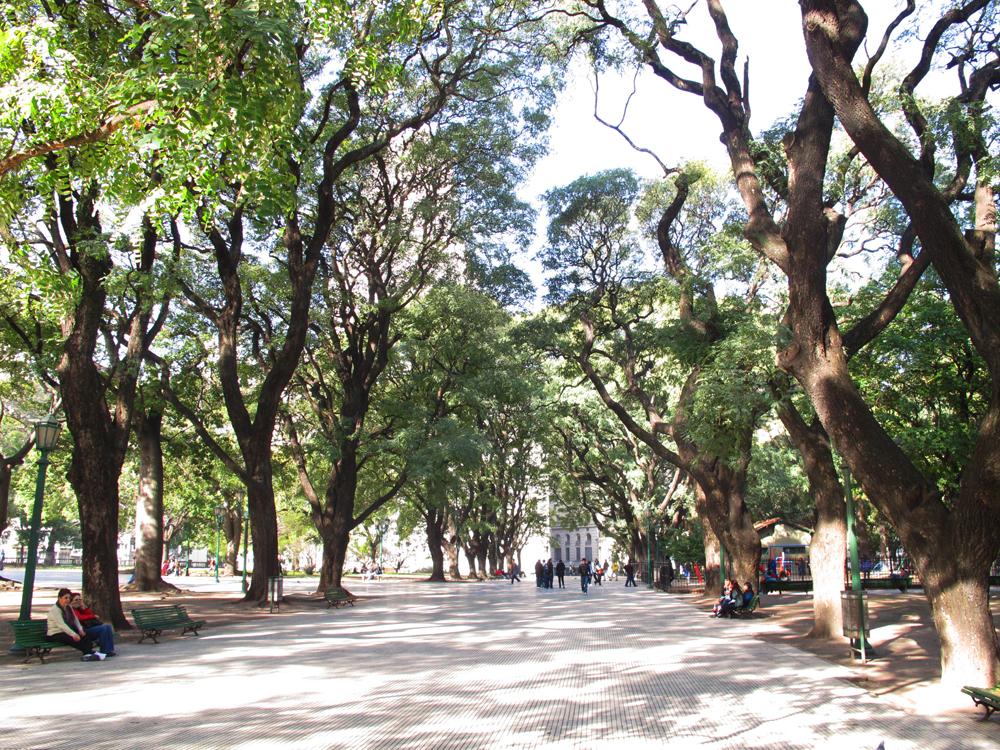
[{"left": 2, "top": 582, "right": 997, "bottom": 750}]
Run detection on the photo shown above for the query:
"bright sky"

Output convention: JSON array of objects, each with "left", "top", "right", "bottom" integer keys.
[
  {"left": 526, "top": 1, "right": 911, "bottom": 193},
  {"left": 517, "top": 0, "right": 914, "bottom": 296}
]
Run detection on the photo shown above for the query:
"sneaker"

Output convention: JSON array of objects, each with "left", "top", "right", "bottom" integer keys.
[
  {"left": 93, "top": 652, "right": 107, "bottom": 660},
  {"left": 81, "top": 654, "right": 102, "bottom": 662},
  {"left": 105, "top": 652, "right": 117, "bottom": 657}
]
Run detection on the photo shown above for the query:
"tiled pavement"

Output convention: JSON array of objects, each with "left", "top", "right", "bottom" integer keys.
[{"left": 2, "top": 580, "right": 997, "bottom": 750}]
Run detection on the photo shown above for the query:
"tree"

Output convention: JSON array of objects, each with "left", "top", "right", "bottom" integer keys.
[
  {"left": 158, "top": 0, "right": 557, "bottom": 602},
  {"left": 575, "top": 0, "right": 999, "bottom": 684},
  {"left": 538, "top": 167, "right": 772, "bottom": 592}
]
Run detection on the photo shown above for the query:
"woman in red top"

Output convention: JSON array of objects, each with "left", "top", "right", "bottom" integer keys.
[{"left": 69, "top": 592, "right": 116, "bottom": 657}]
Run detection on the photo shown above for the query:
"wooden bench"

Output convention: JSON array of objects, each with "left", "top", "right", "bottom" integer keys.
[
  {"left": 963, "top": 685, "right": 1000, "bottom": 721},
  {"left": 323, "top": 587, "right": 358, "bottom": 609},
  {"left": 131, "top": 604, "right": 206, "bottom": 643},
  {"left": 9, "top": 620, "right": 76, "bottom": 664}
]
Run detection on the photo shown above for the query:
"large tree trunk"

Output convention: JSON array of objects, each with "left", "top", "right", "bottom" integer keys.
[
  {"left": 425, "top": 508, "right": 446, "bottom": 582},
  {"left": 128, "top": 408, "right": 176, "bottom": 592},
  {"left": 775, "top": 392, "right": 845, "bottom": 639},
  {"left": 699, "top": 509, "right": 722, "bottom": 599},
  {"left": 691, "top": 459, "right": 761, "bottom": 591},
  {"left": 796, "top": 0, "right": 1000, "bottom": 687},
  {"left": 54, "top": 197, "right": 155, "bottom": 630},
  {"left": 243, "top": 456, "right": 283, "bottom": 601}
]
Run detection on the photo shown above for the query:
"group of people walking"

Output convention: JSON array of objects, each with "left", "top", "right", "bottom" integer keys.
[{"left": 506, "top": 558, "right": 625, "bottom": 593}]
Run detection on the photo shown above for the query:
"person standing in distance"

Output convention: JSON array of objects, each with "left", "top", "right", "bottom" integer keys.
[
  {"left": 579, "top": 558, "right": 590, "bottom": 594},
  {"left": 555, "top": 559, "right": 566, "bottom": 588}
]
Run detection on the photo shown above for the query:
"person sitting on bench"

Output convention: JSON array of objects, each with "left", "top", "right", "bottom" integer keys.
[
  {"left": 46, "top": 588, "right": 102, "bottom": 661},
  {"left": 70, "top": 592, "right": 116, "bottom": 657},
  {"left": 712, "top": 579, "right": 741, "bottom": 617},
  {"left": 717, "top": 581, "right": 755, "bottom": 618}
]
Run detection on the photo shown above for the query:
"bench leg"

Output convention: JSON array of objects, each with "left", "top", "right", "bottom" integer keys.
[
  {"left": 974, "top": 700, "right": 997, "bottom": 721},
  {"left": 23, "top": 646, "right": 49, "bottom": 665},
  {"left": 138, "top": 629, "right": 161, "bottom": 644}
]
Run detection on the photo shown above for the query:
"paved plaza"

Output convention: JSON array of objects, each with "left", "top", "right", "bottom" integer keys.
[{"left": 2, "top": 580, "right": 997, "bottom": 750}]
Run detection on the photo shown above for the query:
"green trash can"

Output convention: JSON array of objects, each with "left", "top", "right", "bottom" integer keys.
[{"left": 842, "top": 590, "right": 874, "bottom": 662}]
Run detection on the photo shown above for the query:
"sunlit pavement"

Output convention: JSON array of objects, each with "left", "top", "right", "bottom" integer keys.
[{"left": 2, "top": 581, "right": 996, "bottom": 750}]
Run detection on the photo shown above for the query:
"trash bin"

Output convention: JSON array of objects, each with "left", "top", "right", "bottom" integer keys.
[
  {"left": 268, "top": 575, "right": 283, "bottom": 614},
  {"left": 842, "top": 590, "right": 873, "bottom": 662}
]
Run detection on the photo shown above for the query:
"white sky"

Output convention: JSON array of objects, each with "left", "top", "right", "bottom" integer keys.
[{"left": 516, "top": 1, "right": 917, "bottom": 296}]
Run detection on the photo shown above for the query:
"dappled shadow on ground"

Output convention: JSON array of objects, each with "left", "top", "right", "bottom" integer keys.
[
  {"left": 745, "top": 590, "right": 1000, "bottom": 714},
  {"left": 2, "top": 583, "right": 999, "bottom": 749}
]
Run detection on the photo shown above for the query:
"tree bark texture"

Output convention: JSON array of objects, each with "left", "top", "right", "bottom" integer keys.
[
  {"left": 696, "top": 489, "right": 722, "bottom": 599},
  {"left": 129, "top": 408, "right": 176, "bottom": 592},
  {"left": 425, "top": 507, "right": 447, "bottom": 582},
  {"left": 775, "top": 392, "right": 845, "bottom": 639}
]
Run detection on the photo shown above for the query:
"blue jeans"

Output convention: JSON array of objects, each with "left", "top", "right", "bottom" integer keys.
[
  {"left": 85, "top": 624, "right": 115, "bottom": 654},
  {"left": 581, "top": 574, "right": 590, "bottom": 593}
]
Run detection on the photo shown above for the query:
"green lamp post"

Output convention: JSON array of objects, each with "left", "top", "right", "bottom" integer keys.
[
  {"left": 11, "top": 414, "right": 62, "bottom": 653},
  {"left": 238, "top": 490, "right": 248, "bottom": 594},
  {"left": 213, "top": 504, "right": 223, "bottom": 583}
]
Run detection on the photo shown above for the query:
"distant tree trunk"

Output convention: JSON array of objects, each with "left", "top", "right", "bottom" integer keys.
[
  {"left": 854, "top": 493, "right": 872, "bottom": 559},
  {"left": 464, "top": 549, "right": 478, "bottom": 579},
  {"left": 43, "top": 532, "right": 57, "bottom": 566},
  {"left": 443, "top": 519, "right": 461, "bottom": 580},
  {"left": 0, "top": 438, "right": 32, "bottom": 536},
  {"left": 128, "top": 408, "right": 176, "bottom": 593}
]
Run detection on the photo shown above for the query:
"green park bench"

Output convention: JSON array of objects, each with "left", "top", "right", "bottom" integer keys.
[
  {"left": 131, "top": 604, "right": 206, "bottom": 643},
  {"left": 963, "top": 685, "right": 1000, "bottom": 721},
  {"left": 862, "top": 576, "right": 912, "bottom": 593},
  {"left": 323, "top": 587, "right": 358, "bottom": 609},
  {"left": 760, "top": 577, "right": 913, "bottom": 595},
  {"left": 732, "top": 593, "right": 761, "bottom": 617},
  {"left": 8, "top": 620, "right": 76, "bottom": 664},
  {"left": 760, "top": 579, "right": 812, "bottom": 595}
]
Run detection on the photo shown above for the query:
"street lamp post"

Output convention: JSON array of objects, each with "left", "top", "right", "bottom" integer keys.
[
  {"left": 238, "top": 490, "right": 248, "bottom": 594},
  {"left": 213, "top": 504, "right": 223, "bottom": 583},
  {"left": 11, "top": 415, "right": 62, "bottom": 653}
]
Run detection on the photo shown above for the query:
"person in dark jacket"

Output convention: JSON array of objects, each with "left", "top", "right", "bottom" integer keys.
[
  {"left": 579, "top": 558, "right": 590, "bottom": 593},
  {"left": 624, "top": 560, "right": 636, "bottom": 587},
  {"left": 544, "top": 559, "right": 554, "bottom": 589},
  {"left": 535, "top": 559, "right": 544, "bottom": 587},
  {"left": 555, "top": 560, "right": 566, "bottom": 588}
]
